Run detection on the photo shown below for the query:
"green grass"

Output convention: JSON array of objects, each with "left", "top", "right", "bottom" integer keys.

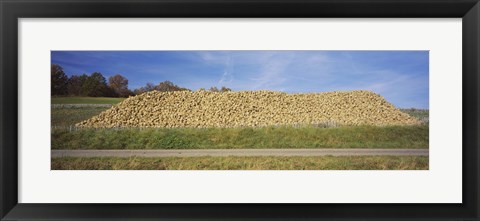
[
  {"left": 51, "top": 156, "right": 429, "bottom": 170},
  {"left": 52, "top": 97, "right": 126, "bottom": 104},
  {"left": 52, "top": 125, "right": 428, "bottom": 149}
]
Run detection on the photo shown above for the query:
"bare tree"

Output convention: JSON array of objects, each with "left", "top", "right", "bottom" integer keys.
[{"left": 108, "top": 74, "right": 130, "bottom": 97}]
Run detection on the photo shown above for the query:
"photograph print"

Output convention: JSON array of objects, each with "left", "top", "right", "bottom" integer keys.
[{"left": 51, "top": 50, "right": 429, "bottom": 170}]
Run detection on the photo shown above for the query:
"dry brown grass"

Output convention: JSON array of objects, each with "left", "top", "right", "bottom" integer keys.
[{"left": 51, "top": 156, "right": 429, "bottom": 170}]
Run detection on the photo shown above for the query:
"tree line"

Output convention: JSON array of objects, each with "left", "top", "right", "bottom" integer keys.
[{"left": 51, "top": 64, "right": 231, "bottom": 97}]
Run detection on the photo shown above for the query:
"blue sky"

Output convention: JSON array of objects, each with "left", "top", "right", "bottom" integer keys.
[{"left": 51, "top": 51, "right": 429, "bottom": 109}]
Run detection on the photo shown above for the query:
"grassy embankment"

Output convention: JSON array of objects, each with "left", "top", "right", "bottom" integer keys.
[
  {"left": 52, "top": 125, "right": 428, "bottom": 149},
  {"left": 51, "top": 97, "right": 429, "bottom": 170}
]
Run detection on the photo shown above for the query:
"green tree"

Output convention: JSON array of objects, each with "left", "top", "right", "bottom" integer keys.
[
  {"left": 82, "top": 72, "right": 108, "bottom": 97},
  {"left": 67, "top": 74, "right": 88, "bottom": 96},
  {"left": 51, "top": 64, "right": 68, "bottom": 96},
  {"left": 156, "top": 81, "right": 189, "bottom": 92},
  {"left": 133, "top": 81, "right": 190, "bottom": 95}
]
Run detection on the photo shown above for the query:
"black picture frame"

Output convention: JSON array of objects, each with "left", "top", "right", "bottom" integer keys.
[{"left": 1, "top": 0, "right": 479, "bottom": 220}]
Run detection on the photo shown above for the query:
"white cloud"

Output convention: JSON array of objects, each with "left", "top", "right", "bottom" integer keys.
[
  {"left": 249, "top": 52, "right": 295, "bottom": 90},
  {"left": 219, "top": 55, "right": 234, "bottom": 85}
]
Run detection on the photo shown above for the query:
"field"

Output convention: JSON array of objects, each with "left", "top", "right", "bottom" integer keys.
[
  {"left": 400, "top": 108, "right": 429, "bottom": 124},
  {"left": 52, "top": 106, "right": 109, "bottom": 127},
  {"left": 51, "top": 97, "right": 429, "bottom": 170},
  {"left": 52, "top": 97, "right": 126, "bottom": 104}
]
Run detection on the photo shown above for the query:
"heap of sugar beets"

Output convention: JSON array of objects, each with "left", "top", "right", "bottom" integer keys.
[{"left": 76, "top": 90, "right": 419, "bottom": 128}]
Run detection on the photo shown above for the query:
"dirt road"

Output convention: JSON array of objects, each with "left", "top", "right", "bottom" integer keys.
[{"left": 51, "top": 149, "right": 428, "bottom": 158}]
